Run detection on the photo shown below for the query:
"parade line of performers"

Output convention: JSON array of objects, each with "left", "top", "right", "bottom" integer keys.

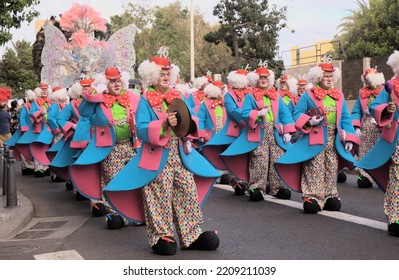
[{"left": 6, "top": 50, "right": 399, "bottom": 255}]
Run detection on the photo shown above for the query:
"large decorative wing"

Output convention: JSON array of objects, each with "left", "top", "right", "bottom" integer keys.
[
  {"left": 40, "top": 23, "right": 80, "bottom": 88},
  {"left": 93, "top": 23, "right": 137, "bottom": 73}
]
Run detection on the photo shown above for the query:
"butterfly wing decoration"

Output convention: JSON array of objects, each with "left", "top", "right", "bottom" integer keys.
[
  {"left": 93, "top": 23, "right": 137, "bottom": 73},
  {"left": 40, "top": 22, "right": 80, "bottom": 88}
]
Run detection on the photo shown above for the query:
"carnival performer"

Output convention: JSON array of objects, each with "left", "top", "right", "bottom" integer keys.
[
  {"left": 188, "top": 73, "right": 213, "bottom": 114},
  {"left": 355, "top": 50, "right": 399, "bottom": 237},
  {"left": 47, "top": 79, "right": 92, "bottom": 194},
  {"left": 351, "top": 67, "right": 385, "bottom": 188},
  {"left": 276, "top": 73, "right": 299, "bottom": 108},
  {"left": 221, "top": 65, "right": 295, "bottom": 202},
  {"left": 30, "top": 86, "right": 69, "bottom": 176},
  {"left": 6, "top": 90, "right": 36, "bottom": 175},
  {"left": 24, "top": 83, "right": 52, "bottom": 177},
  {"left": 103, "top": 49, "right": 220, "bottom": 255},
  {"left": 69, "top": 67, "right": 140, "bottom": 230},
  {"left": 296, "top": 76, "right": 308, "bottom": 97},
  {"left": 202, "top": 69, "right": 252, "bottom": 194},
  {"left": 275, "top": 59, "right": 359, "bottom": 213}
]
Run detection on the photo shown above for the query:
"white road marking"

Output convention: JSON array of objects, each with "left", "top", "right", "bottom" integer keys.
[
  {"left": 214, "top": 184, "right": 387, "bottom": 231},
  {"left": 34, "top": 250, "right": 84, "bottom": 260}
]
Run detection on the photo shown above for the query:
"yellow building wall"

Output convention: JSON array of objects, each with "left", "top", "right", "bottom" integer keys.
[{"left": 290, "top": 40, "right": 335, "bottom": 66}]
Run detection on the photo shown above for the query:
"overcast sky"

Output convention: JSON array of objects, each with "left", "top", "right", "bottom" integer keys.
[{"left": 0, "top": 0, "right": 366, "bottom": 65}]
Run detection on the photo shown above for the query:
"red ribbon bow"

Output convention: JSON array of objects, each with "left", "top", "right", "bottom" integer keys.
[
  {"left": 279, "top": 90, "right": 299, "bottom": 103},
  {"left": 360, "top": 86, "right": 382, "bottom": 99},
  {"left": 232, "top": 87, "right": 251, "bottom": 101},
  {"left": 36, "top": 97, "right": 51, "bottom": 108},
  {"left": 313, "top": 87, "right": 341, "bottom": 100},
  {"left": 147, "top": 90, "right": 181, "bottom": 107},
  {"left": 252, "top": 87, "right": 277, "bottom": 101},
  {"left": 103, "top": 93, "right": 130, "bottom": 108},
  {"left": 196, "top": 90, "right": 206, "bottom": 102},
  {"left": 209, "top": 99, "right": 223, "bottom": 109}
]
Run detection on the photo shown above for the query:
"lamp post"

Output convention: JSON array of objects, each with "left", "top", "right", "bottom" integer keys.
[{"left": 190, "top": 0, "right": 195, "bottom": 81}]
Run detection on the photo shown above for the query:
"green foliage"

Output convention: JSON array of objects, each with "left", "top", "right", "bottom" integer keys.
[
  {"left": 0, "top": 40, "right": 39, "bottom": 98},
  {"left": 204, "top": 0, "right": 287, "bottom": 69},
  {"left": 0, "top": 0, "right": 40, "bottom": 45},
  {"left": 335, "top": 0, "right": 399, "bottom": 59}
]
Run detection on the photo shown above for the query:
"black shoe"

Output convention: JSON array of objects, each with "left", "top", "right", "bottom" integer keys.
[
  {"left": 219, "top": 174, "right": 230, "bottom": 185},
  {"left": 106, "top": 214, "right": 124, "bottom": 230},
  {"left": 44, "top": 169, "right": 51, "bottom": 176},
  {"left": 303, "top": 198, "right": 321, "bottom": 214},
  {"left": 357, "top": 176, "right": 372, "bottom": 188},
  {"left": 337, "top": 172, "right": 347, "bottom": 183},
  {"left": 265, "top": 184, "right": 271, "bottom": 194},
  {"left": 34, "top": 170, "right": 45, "bottom": 178},
  {"left": 92, "top": 202, "right": 107, "bottom": 217},
  {"left": 65, "top": 182, "right": 73, "bottom": 191},
  {"left": 249, "top": 188, "right": 263, "bottom": 202},
  {"left": 152, "top": 236, "right": 177, "bottom": 255},
  {"left": 21, "top": 168, "right": 34, "bottom": 175},
  {"left": 388, "top": 223, "right": 399, "bottom": 237},
  {"left": 273, "top": 188, "right": 291, "bottom": 200},
  {"left": 184, "top": 231, "right": 219, "bottom": 251},
  {"left": 234, "top": 182, "right": 247, "bottom": 196},
  {"left": 323, "top": 197, "right": 342, "bottom": 211},
  {"left": 75, "top": 191, "right": 88, "bottom": 201}
]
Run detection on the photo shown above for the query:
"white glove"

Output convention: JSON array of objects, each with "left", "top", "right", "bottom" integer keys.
[
  {"left": 283, "top": 133, "right": 292, "bottom": 143},
  {"left": 365, "top": 109, "right": 370, "bottom": 115},
  {"left": 355, "top": 127, "right": 361, "bottom": 137},
  {"left": 309, "top": 115, "right": 323, "bottom": 126},
  {"left": 184, "top": 140, "right": 192, "bottom": 154},
  {"left": 345, "top": 142, "right": 353, "bottom": 152},
  {"left": 258, "top": 107, "right": 269, "bottom": 117},
  {"left": 95, "top": 83, "right": 108, "bottom": 94},
  {"left": 72, "top": 124, "right": 77, "bottom": 130}
]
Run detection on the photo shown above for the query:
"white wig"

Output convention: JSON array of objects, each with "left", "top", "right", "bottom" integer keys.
[
  {"left": 175, "top": 83, "right": 191, "bottom": 95},
  {"left": 34, "top": 87, "right": 42, "bottom": 98},
  {"left": 25, "top": 89, "right": 37, "bottom": 101},
  {"left": 247, "top": 70, "right": 275, "bottom": 88},
  {"left": 387, "top": 50, "right": 399, "bottom": 76},
  {"left": 361, "top": 72, "right": 385, "bottom": 89},
  {"left": 92, "top": 71, "right": 130, "bottom": 90},
  {"left": 286, "top": 76, "right": 298, "bottom": 95},
  {"left": 193, "top": 76, "right": 209, "bottom": 90},
  {"left": 68, "top": 82, "right": 83, "bottom": 100},
  {"left": 306, "top": 65, "right": 341, "bottom": 85},
  {"left": 227, "top": 71, "right": 250, "bottom": 89},
  {"left": 138, "top": 60, "right": 180, "bottom": 88},
  {"left": 50, "top": 88, "right": 69, "bottom": 102},
  {"left": 204, "top": 84, "right": 223, "bottom": 99}
]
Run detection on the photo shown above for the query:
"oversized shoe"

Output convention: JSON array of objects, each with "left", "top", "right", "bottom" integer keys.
[
  {"left": 233, "top": 182, "right": 248, "bottom": 196},
  {"left": 388, "top": 223, "right": 399, "bottom": 237},
  {"left": 323, "top": 197, "right": 341, "bottom": 211},
  {"left": 273, "top": 188, "right": 291, "bottom": 200},
  {"left": 219, "top": 174, "right": 230, "bottom": 185},
  {"left": 303, "top": 198, "right": 321, "bottom": 214},
  {"left": 106, "top": 214, "right": 125, "bottom": 230},
  {"left": 152, "top": 236, "right": 177, "bottom": 255},
  {"left": 91, "top": 202, "right": 107, "bottom": 217},
  {"left": 337, "top": 172, "right": 347, "bottom": 183},
  {"left": 249, "top": 188, "right": 263, "bottom": 202},
  {"left": 184, "top": 231, "right": 219, "bottom": 251},
  {"left": 65, "top": 182, "right": 73, "bottom": 191},
  {"left": 33, "top": 169, "right": 45, "bottom": 178},
  {"left": 357, "top": 176, "right": 373, "bottom": 188},
  {"left": 21, "top": 168, "right": 34, "bottom": 175}
]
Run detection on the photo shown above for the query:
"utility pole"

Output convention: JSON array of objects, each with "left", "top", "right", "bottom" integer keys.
[{"left": 190, "top": 0, "right": 195, "bottom": 81}]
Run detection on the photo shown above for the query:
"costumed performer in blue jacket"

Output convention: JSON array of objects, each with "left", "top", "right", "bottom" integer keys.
[
  {"left": 103, "top": 48, "right": 221, "bottom": 255},
  {"left": 275, "top": 58, "right": 359, "bottom": 214},
  {"left": 356, "top": 50, "right": 399, "bottom": 237}
]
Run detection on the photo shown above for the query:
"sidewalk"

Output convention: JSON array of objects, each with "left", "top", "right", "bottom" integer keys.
[{"left": 0, "top": 189, "right": 34, "bottom": 240}]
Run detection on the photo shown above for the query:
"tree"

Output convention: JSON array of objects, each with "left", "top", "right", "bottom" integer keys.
[
  {"left": 0, "top": 40, "right": 39, "bottom": 98},
  {"left": 335, "top": 0, "right": 399, "bottom": 59},
  {"left": 204, "top": 0, "right": 287, "bottom": 70},
  {"left": 109, "top": 1, "right": 235, "bottom": 80},
  {"left": 0, "top": 0, "right": 40, "bottom": 45}
]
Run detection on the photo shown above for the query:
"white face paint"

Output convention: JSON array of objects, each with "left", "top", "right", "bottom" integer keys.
[
  {"left": 320, "top": 72, "right": 334, "bottom": 90},
  {"left": 257, "top": 75, "right": 269, "bottom": 90},
  {"left": 107, "top": 79, "right": 122, "bottom": 96},
  {"left": 156, "top": 69, "right": 171, "bottom": 91}
]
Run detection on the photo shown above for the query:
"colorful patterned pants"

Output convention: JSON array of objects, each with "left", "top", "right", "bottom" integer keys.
[
  {"left": 249, "top": 122, "right": 285, "bottom": 195},
  {"left": 301, "top": 125, "right": 338, "bottom": 208},
  {"left": 385, "top": 143, "right": 399, "bottom": 224},
  {"left": 142, "top": 137, "right": 203, "bottom": 248},
  {"left": 91, "top": 140, "right": 136, "bottom": 217}
]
